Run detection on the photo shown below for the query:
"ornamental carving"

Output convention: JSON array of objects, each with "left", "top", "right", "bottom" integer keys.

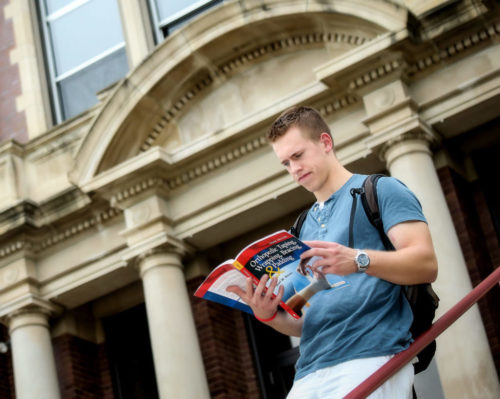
[{"left": 140, "top": 31, "right": 370, "bottom": 153}]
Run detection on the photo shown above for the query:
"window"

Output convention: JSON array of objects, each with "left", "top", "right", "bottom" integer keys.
[
  {"left": 245, "top": 314, "right": 297, "bottom": 398},
  {"left": 39, "top": 0, "right": 129, "bottom": 122},
  {"left": 148, "top": 0, "right": 223, "bottom": 42},
  {"left": 103, "top": 304, "right": 159, "bottom": 399}
]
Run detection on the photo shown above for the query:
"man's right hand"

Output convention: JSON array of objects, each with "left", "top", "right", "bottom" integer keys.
[{"left": 226, "top": 274, "right": 283, "bottom": 321}]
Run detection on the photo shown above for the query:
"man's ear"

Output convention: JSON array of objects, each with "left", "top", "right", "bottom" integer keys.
[{"left": 319, "top": 133, "right": 334, "bottom": 152}]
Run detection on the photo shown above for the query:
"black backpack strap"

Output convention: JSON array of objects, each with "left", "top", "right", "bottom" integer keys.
[
  {"left": 348, "top": 187, "right": 364, "bottom": 248},
  {"left": 290, "top": 209, "right": 309, "bottom": 238},
  {"left": 348, "top": 174, "right": 392, "bottom": 250},
  {"left": 360, "top": 174, "right": 395, "bottom": 251}
]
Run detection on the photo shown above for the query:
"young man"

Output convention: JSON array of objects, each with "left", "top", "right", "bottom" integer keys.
[{"left": 227, "top": 106, "right": 438, "bottom": 398}]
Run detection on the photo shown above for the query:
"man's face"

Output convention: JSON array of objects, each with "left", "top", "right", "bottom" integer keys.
[{"left": 272, "top": 126, "right": 332, "bottom": 194}]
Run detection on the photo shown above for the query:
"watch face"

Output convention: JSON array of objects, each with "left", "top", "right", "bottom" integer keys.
[
  {"left": 358, "top": 253, "right": 369, "bottom": 267},
  {"left": 356, "top": 251, "right": 370, "bottom": 271}
]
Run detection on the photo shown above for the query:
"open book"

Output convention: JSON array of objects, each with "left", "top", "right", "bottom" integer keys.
[{"left": 194, "top": 230, "right": 348, "bottom": 319}]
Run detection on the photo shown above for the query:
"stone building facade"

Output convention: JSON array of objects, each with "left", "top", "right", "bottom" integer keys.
[{"left": 0, "top": 0, "right": 499, "bottom": 398}]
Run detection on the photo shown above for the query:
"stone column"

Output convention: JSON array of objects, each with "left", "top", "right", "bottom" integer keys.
[
  {"left": 9, "top": 308, "right": 61, "bottom": 399},
  {"left": 138, "top": 249, "right": 210, "bottom": 399},
  {"left": 382, "top": 133, "right": 500, "bottom": 399}
]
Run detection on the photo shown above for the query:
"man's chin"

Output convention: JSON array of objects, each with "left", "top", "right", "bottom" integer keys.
[
  {"left": 299, "top": 182, "right": 316, "bottom": 192},
  {"left": 298, "top": 174, "right": 312, "bottom": 186}
]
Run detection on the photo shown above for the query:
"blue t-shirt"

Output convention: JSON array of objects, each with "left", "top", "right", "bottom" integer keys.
[{"left": 294, "top": 174, "right": 426, "bottom": 381}]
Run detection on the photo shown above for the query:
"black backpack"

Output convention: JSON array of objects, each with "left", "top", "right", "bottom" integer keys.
[{"left": 290, "top": 174, "right": 439, "bottom": 374}]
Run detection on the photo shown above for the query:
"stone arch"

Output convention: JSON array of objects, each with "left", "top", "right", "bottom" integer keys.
[{"left": 70, "top": 0, "right": 410, "bottom": 187}]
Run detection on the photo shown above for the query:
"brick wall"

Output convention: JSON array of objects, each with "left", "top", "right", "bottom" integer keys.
[
  {"left": 0, "top": 0, "right": 28, "bottom": 143},
  {"left": 188, "top": 277, "right": 261, "bottom": 399},
  {"left": 53, "top": 334, "right": 114, "bottom": 399},
  {"left": 437, "top": 166, "right": 500, "bottom": 377}
]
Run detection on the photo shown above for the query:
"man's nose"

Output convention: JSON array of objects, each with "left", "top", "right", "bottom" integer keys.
[{"left": 290, "top": 161, "right": 302, "bottom": 174}]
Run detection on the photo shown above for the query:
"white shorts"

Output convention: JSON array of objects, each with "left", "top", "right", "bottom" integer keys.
[{"left": 286, "top": 355, "right": 414, "bottom": 399}]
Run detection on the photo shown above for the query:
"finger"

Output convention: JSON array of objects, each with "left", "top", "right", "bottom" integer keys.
[
  {"left": 301, "top": 248, "right": 329, "bottom": 259},
  {"left": 273, "top": 284, "right": 284, "bottom": 304},
  {"left": 246, "top": 276, "right": 254, "bottom": 293},
  {"left": 254, "top": 274, "right": 269, "bottom": 297},
  {"left": 303, "top": 240, "right": 335, "bottom": 248},
  {"left": 309, "top": 257, "right": 330, "bottom": 268},
  {"left": 226, "top": 285, "right": 245, "bottom": 297},
  {"left": 266, "top": 277, "right": 279, "bottom": 299},
  {"left": 297, "top": 258, "right": 310, "bottom": 275}
]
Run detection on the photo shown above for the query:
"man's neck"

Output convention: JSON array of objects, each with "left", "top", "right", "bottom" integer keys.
[{"left": 315, "top": 164, "right": 352, "bottom": 203}]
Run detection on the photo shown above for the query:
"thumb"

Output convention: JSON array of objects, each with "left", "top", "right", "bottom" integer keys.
[{"left": 226, "top": 285, "right": 245, "bottom": 297}]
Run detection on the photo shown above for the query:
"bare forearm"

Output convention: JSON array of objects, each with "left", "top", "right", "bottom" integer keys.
[
  {"left": 365, "top": 245, "right": 437, "bottom": 285},
  {"left": 262, "top": 312, "right": 303, "bottom": 337}
]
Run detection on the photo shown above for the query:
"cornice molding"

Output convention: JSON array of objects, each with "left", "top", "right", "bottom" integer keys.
[
  {"left": 165, "top": 135, "right": 268, "bottom": 190},
  {"left": 109, "top": 176, "right": 169, "bottom": 208},
  {"left": 414, "top": 0, "right": 489, "bottom": 39},
  {"left": 318, "top": 19, "right": 499, "bottom": 95},
  {"left": 347, "top": 56, "right": 406, "bottom": 91},
  {"left": 318, "top": 94, "right": 359, "bottom": 116},
  {"left": 109, "top": 135, "right": 270, "bottom": 207},
  {"left": 0, "top": 140, "right": 25, "bottom": 158},
  {"left": 0, "top": 201, "right": 38, "bottom": 235},
  {"left": 0, "top": 206, "right": 122, "bottom": 260},
  {"left": 0, "top": 240, "right": 29, "bottom": 259},
  {"left": 38, "top": 207, "right": 121, "bottom": 252},
  {"left": 407, "top": 20, "right": 500, "bottom": 77}
]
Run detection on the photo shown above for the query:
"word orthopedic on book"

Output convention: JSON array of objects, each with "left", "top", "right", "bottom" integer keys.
[{"left": 194, "top": 230, "right": 349, "bottom": 319}]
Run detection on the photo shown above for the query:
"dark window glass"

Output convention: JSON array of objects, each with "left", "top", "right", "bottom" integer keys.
[{"left": 103, "top": 304, "right": 159, "bottom": 399}]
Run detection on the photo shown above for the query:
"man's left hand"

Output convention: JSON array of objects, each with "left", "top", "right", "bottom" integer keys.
[{"left": 301, "top": 241, "right": 357, "bottom": 276}]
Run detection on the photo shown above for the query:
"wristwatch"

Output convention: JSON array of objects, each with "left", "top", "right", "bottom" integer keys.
[{"left": 355, "top": 250, "right": 370, "bottom": 273}]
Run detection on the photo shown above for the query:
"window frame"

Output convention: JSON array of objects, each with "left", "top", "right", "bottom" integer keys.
[
  {"left": 148, "top": 0, "right": 223, "bottom": 43},
  {"left": 38, "top": 0, "right": 128, "bottom": 123}
]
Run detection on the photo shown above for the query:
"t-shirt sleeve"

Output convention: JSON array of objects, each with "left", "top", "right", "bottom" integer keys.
[{"left": 376, "top": 176, "right": 427, "bottom": 234}]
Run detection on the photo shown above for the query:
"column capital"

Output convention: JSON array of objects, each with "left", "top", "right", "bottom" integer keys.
[
  {"left": 122, "top": 229, "right": 191, "bottom": 261},
  {"left": 8, "top": 309, "right": 50, "bottom": 335},
  {"left": 136, "top": 245, "right": 185, "bottom": 278},
  {"left": 0, "top": 293, "right": 62, "bottom": 320},
  {"left": 379, "top": 129, "right": 440, "bottom": 169},
  {"left": 2, "top": 297, "right": 62, "bottom": 334}
]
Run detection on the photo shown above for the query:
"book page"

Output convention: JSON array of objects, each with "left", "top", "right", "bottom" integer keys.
[{"left": 194, "top": 261, "right": 252, "bottom": 314}]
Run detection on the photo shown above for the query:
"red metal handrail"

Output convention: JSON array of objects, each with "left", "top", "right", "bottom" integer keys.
[{"left": 344, "top": 266, "right": 500, "bottom": 399}]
